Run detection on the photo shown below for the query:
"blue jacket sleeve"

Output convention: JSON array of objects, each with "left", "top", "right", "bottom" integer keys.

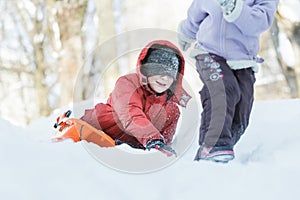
[
  {"left": 229, "top": 0, "right": 279, "bottom": 36},
  {"left": 180, "top": 0, "right": 207, "bottom": 39}
]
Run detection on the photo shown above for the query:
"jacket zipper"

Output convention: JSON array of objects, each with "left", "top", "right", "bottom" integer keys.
[{"left": 220, "top": 18, "right": 226, "bottom": 58}]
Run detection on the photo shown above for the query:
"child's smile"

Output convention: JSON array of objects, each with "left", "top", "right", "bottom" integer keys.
[{"left": 148, "top": 75, "right": 174, "bottom": 93}]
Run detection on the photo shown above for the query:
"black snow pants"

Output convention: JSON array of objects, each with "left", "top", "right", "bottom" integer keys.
[{"left": 195, "top": 54, "right": 256, "bottom": 147}]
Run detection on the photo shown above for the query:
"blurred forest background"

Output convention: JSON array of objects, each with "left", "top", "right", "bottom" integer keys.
[{"left": 1, "top": 0, "right": 300, "bottom": 126}]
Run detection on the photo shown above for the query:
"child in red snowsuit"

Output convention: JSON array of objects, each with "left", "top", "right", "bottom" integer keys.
[{"left": 79, "top": 40, "right": 191, "bottom": 156}]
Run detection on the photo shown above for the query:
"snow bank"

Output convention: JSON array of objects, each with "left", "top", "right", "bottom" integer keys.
[{"left": 0, "top": 99, "right": 299, "bottom": 200}]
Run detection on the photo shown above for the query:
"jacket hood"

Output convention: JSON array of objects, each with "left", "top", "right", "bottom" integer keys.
[{"left": 136, "top": 40, "right": 191, "bottom": 107}]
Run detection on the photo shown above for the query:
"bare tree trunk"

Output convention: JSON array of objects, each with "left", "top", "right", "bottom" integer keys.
[
  {"left": 55, "top": 0, "right": 88, "bottom": 106},
  {"left": 94, "top": 0, "right": 119, "bottom": 98},
  {"left": 13, "top": 0, "right": 52, "bottom": 118}
]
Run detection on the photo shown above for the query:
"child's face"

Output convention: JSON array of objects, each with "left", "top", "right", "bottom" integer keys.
[{"left": 148, "top": 75, "right": 174, "bottom": 93}]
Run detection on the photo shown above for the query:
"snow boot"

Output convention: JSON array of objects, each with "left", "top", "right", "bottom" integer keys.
[{"left": 194, "top": 146, "right": 235, "bottom": 163}]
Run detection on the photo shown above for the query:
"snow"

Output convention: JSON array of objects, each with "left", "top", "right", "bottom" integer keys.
[{"left": 1, "top": 99, "right": 300, "bottom": 200}]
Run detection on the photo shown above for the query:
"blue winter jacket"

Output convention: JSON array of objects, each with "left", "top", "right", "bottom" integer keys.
[{"left": 180, "top": 0, "right": 279, "bottom": 62}]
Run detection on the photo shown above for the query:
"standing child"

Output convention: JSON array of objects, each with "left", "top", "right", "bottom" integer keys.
[
  {"left": 54, "top": 40, "right": 191, "bottom": 157},
  {"left": 178, "top": 0, "right": 278, "bottom": 162}
]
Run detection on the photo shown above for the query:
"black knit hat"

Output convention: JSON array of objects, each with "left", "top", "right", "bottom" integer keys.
[{"left": 141, "top": 46, "right": 180, "bottom": 80}]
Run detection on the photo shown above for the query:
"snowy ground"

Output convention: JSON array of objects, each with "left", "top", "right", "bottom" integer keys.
[{"left": 1, "top": 99, "right": 300, "bottom": 200}]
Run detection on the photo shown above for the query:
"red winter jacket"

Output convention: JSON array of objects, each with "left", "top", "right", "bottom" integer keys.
[{"left": 81, "top": 40, "right": 191, "bottom": 149}]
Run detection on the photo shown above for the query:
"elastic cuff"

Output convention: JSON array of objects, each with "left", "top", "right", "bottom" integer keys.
[
  {"left": 178, "top": 20, "right": 197, "bottom": 41},
  {"left": 141, "top": 134, "right": 164, "bottom": 147}
]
